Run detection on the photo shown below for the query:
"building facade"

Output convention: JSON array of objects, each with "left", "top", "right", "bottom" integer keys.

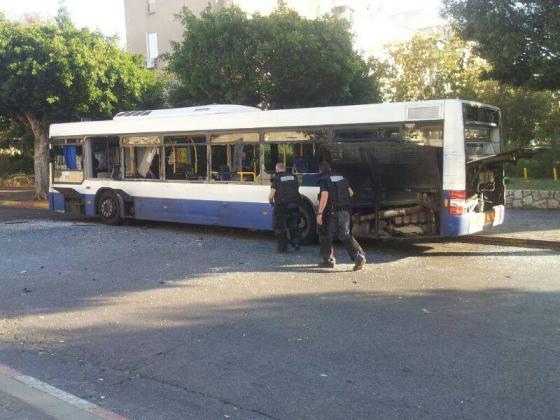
[
  {"left": 124, "top": 0, "right": 338, "bottom": 67},
  {"left": 124, "top": 0, "right": 219, "bottom": 67},
  {"left": 124, "top": 0, "right": 448, "bottom": 67}
]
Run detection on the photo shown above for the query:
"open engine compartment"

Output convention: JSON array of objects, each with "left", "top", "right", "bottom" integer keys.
[{"left": 324, "top": 142, "right": 443, "bottom": 238}]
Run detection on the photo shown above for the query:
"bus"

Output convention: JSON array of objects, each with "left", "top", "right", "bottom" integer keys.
[{"left": 48, "top": 100, "right": 538, "bottom": 243}]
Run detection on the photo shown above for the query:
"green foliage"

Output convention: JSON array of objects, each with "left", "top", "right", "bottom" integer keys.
[
  {"left": 0, "top": 154, "right": 34, "bottom": 176},
  {"left": 376, "top": 33, "right": 560, "bottom": 178},
  {"left": 167, "top": 6, "right": 380, "bottom": 109},
  {"left": 167, "top": 7, "right": 260, "bottom": 107},
  {"left": 373, "top": 34, "right": 489, "bottom": 102},
  {"left": 0, "top": 13, "right": 164, "bottom": 123},
  {"left": 377, "top": 34, "right": 559, "bottom": 143},
  {"left": 506, "top": 177, "right": 560, "bottom": 191},
  {"left": 0, "top": 116, "right": 33, "bottom": 155},
  {"left": 442, "top": 0, "right": 560, "bottom": 90},
  {"left": 0, "top": 8, "right": 165, "bottom": 198}
]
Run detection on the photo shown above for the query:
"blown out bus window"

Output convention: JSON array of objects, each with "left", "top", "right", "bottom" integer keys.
[
  {"left": 463, "top": 105, "right": 501, "bottom": 160},
  {"left": 51, "top": 139, "right": 84, "bottom": 183},
  {"left": 122, "top": 136, "right": 162, "bottom": 179},
  {"left": 210, "top": 132, "right": 259, "bottom": 182},
  {"left": 164, "top": 136, "right": 207, "bottom": 180},
  {"left": 263, "top": 130, "right": 327, "bottom": 175}
]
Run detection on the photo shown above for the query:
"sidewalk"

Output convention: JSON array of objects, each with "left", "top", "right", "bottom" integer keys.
[
  {"left": 0, "top": 363, "right": 126, "bottom": 420},
  {"left": 481, "top": 208, "right": 560, "bottom": 242},
  {"left": 0, "top": 187, "right": 48, "bottom": 209}
]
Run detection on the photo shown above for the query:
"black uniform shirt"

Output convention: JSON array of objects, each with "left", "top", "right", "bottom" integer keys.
[
  {"left": 318, "top": 173, "right": 351, "bottom": 210},
  {"left": 271, "top": 172, "right": 284, "bottom": 191},
  {"left": 318, "top": 176, "right": 329, "bottom": 194}
]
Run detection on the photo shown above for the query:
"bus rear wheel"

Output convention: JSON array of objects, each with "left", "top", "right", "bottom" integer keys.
[
  {"left": 98, "top": 191, "right": 122, "bottom": 225},
  {"left": 299, "top": 202, "right": 317, "bottom": 245}
]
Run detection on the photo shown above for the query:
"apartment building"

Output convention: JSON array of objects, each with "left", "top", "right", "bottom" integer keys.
[
  {"left": 124, "top": 0, "right": 219, "bottom": 67},
  {"left": 124, "top": 0, "right": 448, "bottom": 67},
  {"left": 124, "top": 0, "right": 330, "bottom": 67}
]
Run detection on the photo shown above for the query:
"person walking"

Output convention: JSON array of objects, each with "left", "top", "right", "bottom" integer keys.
[
  {"left": 269, "top": 162, "right": 301, "bottom": 252},
  {"left": 316, "top": 162, "right": 366, "bottom": 271}
]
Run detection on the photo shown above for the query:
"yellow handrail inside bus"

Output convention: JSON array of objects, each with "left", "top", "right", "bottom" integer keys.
[{"left": 188, "top": 137, "right": 198, "bottom": 174}]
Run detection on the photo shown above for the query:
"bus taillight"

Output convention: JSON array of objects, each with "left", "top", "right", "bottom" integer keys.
[
  {"left": 449, "top": 190, "right": 466, "bottom": 216},
  {"left": 449, "top": 190, "right": 466, "bottom": 200}
]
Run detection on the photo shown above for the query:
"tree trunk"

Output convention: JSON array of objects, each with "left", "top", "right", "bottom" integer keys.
[{"left": 23, "top": 113, "right": 50, "bottom": 201}]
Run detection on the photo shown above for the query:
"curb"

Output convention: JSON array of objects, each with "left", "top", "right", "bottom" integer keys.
[
  {"left": 0, "top": 363, "right": 127, "bottom": 420},
  {"left": 460, "top": 235, "right": 560, "bottom": 250},
  {"left": 0, "top": 200, "right": 48, "bottom": 210}
]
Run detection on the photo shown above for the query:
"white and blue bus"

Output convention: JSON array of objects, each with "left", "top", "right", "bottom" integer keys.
[{"left": 49, "top": 100, "right": 534, "bottom": 242}]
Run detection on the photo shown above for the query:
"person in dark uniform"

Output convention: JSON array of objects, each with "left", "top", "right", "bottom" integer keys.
[
  {"left": 316, "top": 161, "right": 366, "bottom": 271},
  {"left": 269, "top": 162, "right": 301, "bottom": 252}
]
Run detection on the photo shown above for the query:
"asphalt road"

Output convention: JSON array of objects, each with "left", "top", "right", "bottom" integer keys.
[{"left": 1, "top": 207, "right": 559, "bottom": 419}]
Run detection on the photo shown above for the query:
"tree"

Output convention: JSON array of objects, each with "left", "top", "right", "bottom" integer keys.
[
  {"left": 442, "top": 0, "right": 560, "bottom": 90},
  {"left": 0, "top": 8, "right": 163, "bottom": 199},
  {"left": 252, "top": 9, "right": 379, "bottom": 109},
  {"left": 167, "top": 7, "right": 260, "bottom": 107},
  {"left": 167, "top": 6, "right": 380, "bottom": 109},
  {"left": 372, "top": 34, "right": 489, "bottom": 102},
  {"left": 375, "top": 33, "right": 560, "bottom": 155}
]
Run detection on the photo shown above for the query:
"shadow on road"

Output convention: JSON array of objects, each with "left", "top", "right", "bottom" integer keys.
[{"left": 1, "top": 288, "right": 559, "bottom": 419}]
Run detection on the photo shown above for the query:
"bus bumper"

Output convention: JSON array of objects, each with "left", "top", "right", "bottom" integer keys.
[{"left": 440, "top": 204, "right": 505, "bottom": 237}]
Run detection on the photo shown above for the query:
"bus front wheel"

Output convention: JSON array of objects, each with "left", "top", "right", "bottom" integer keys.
[
  {"left": 98, "top": 191, "right": 122, "bottom": 225},
  {"left": 299, "top": 202, "right": 317, "bottom": 245}
]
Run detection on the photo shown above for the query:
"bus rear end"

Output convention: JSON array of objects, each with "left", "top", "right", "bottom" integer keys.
[
  {"left": 440, "top": 102, "right": 542, "bottom": 236},
  {"left": 440, "top": 102, "right": 504, "bottom": 236}
]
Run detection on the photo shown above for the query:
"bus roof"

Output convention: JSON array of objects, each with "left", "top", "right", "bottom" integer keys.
[{"left": 49, "top": 99, "right": 497, "bottom": 138}]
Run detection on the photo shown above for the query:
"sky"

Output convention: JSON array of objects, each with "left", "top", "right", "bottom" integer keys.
[
  {"left": 0, "top": 0, "right": 127, "bottom": 43},
  {"left": 0, "top": 0, "right": 446, "bottom": 55}
]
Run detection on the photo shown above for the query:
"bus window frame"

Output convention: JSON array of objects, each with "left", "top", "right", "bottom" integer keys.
[
  {"left": 163, "top": 134, "right": 209, "bottom": 182},
  {"left": 120, "top": 135, "right": 164, "bottom": 181},
  {"left": 50, "top": 137, "right": 86, "bottom": 185},
  {"left": 86, "top": 136, "right": 121, "bottom": 180},
  {"left": 262, "top": 128, "right": 330, "bottom": 176},
  {"left": 209, "top": 130, "right": 260, "bottom": 184}
]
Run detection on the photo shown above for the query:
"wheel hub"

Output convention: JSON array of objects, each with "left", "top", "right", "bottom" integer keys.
[{"left": 101, "top": 199, "right": 114, "bottom": 217}]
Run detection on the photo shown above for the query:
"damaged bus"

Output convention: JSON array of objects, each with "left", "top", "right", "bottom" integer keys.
[{"left": 48, "top": 100, "right": 539, "bottom": 242}]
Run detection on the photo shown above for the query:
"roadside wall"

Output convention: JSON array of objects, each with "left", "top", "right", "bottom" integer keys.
[{"left": 506, "top": 190, "right": 560, "bottom": 209}]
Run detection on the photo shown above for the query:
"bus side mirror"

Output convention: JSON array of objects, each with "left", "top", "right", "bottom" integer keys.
[{"left": 48, "top": 148, "right": 55, "bottom": 163}]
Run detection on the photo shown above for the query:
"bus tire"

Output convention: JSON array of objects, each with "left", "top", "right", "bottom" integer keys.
[
  {"left": 98, "top": 191, "right": 122, "bottom": 225},
  {"left": 299, "top": 201, "right": 317, "bottom": 245}
]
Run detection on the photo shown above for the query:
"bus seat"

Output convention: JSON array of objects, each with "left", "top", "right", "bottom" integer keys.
[
  {"left": 217, "top": 164, "right": 232, "bottom": 181},
  {"left": 185, "top": 164, "right": 198, "bottom": 180}
]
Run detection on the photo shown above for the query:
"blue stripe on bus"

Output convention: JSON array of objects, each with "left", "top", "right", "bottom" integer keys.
[
  {"left": 49, "top": 192, "right": 65, "bottom": 212},
  {"left": 440, "top": 190, "right": 505, "bottom": 237},
  {"left": 49, "top": 192, "right": 273, "bottom": 230},
  {"left": 440, "top": 210, "right": 470, "bottom": 236},
  {"left": 84, "top": 195, "right": 96, "bottom": 216},
  {"left": 440, "top": 190, "right": 469, "bottom": 236},
  {"left": 134, "top": 196, "right": 273, "bottom": 230}
]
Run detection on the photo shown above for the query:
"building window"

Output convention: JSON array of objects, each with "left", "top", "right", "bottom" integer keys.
[
  {"left": 147, "top": 0, "right": 156, "bottom": 14},
  {"left": 146, "top": 32, "right": 159, "bottom": 68}
]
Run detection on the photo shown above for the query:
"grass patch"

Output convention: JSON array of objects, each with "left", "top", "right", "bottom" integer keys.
[{"left": 506, "top": 177, "right": 560, "bottom": 191}]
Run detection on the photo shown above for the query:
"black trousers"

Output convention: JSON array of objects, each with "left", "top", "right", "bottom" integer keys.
[
  {"left": 319, "top": 210, "right": 364, "bottom": 262},
  {"left": 273, "top": 205, "right": 301, "bottom": 250}
]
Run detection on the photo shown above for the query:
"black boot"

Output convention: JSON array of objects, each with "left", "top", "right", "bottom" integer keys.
[
  {"left": 318, "top": 258, "right": 335, "bottom": 268},
  {"left": 353, "top": 254, "right": 366, "bottom": 271}
]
